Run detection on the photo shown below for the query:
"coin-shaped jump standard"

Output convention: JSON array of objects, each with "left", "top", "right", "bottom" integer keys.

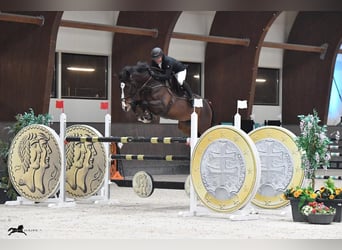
[
  {"left": 249, "top": 126, "right": 304, "bottom": 209},
  {"left": 8, "top": 125, "right": 62, "bottom": 202},
  {"left": 65, "top": 125, "right": 107, "bottom": 199},
  {"left": 191, "top": 125, "right": 261, "bottom": 213}
]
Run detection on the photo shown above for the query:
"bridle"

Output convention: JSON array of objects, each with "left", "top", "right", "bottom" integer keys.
[{"left": 120, "top": 75, "right": 153, "bottom": 111}]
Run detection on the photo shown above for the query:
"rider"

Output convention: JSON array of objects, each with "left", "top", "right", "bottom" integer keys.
[{"left": 149, "top": 47, "right": 194, "bottom": 104}]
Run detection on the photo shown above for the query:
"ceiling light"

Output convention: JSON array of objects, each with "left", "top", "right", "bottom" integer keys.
[
  {"left": 256, "top": 78, "right": 266, "bottom": 83},
  {"left": 67, "top": 67, "right": 95, "bottom": 72}
]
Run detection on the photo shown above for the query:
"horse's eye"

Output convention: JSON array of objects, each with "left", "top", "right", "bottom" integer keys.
[{"left": 125, "top": 84, "right": 132, "bottom": 92}]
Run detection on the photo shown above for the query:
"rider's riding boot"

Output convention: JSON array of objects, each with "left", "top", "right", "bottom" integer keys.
[{"left": 182, "top": 81, "right": 194, "bottom": 106}]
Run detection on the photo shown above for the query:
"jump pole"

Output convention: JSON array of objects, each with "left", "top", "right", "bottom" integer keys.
[
  {"left": 102, "top": 113, "right": 111, "bottom": 201},
  {"left": 59, "top": 112, "right": 66, "bottom": 203},
  {"left": 189, "top": 99, "right": 201, "bottom": 215},
  {"left": 48, "top": 113, "right": 76, "bottom": 208},
  {"left": 88, "top": 108, "right": 115, "bottom": 204}
]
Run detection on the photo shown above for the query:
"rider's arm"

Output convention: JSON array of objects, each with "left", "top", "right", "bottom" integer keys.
[{"left": 149, "top": 65, "right": 173, "bottom": 81}]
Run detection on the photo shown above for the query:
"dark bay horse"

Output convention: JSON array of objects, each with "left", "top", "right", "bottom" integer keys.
[{"left": 119, "top": 62, "right": 213, "bottom": 135}]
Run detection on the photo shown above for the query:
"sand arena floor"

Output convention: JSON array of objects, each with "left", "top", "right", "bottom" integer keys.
[{"left": 1, "top": 176, "right": 342, "bottom": 240}]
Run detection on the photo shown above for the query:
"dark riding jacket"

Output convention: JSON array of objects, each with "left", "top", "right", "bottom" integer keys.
[{"left": 150, "top": 55, "right": 186, "bottom": 81}]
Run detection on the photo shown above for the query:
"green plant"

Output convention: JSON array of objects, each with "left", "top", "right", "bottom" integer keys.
[
  {"left": 283, "top": 186, "right": 317, "bottom": 209},
  {"left": 316, "top": 177, "right": 342, "bottom": 200},
  {"left": 296, "top": 109, "right": 331, "bottom": 190},
  {"left": 301, "top": 201, "right": 336, "bottom": 216},
  {"left": 0, "top": 108, "right": 52, "bottom": 200}
]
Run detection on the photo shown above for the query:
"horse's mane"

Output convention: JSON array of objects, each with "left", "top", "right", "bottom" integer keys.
[
  {"left": 135, "top": 61, "right": 150, "bottom": 74},
  {"left": 119, "top": 61, "right": 151, "bottom": 82}
]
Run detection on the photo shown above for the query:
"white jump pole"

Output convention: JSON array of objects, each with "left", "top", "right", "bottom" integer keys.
[
  {"left": 59, "top": 112, "right": 67, "bottom": 203},
  {"left": 103, "top": 114, "right": 111, "bottom": 200},
  {"left": 189, "top": 99, "right": 201, "bottom": 215},
  {"left": 234, "top": 100, "right": 247, "bottom": 129},
  {"left": 49, "top": 112, "right": 76, "bottom": 208}
]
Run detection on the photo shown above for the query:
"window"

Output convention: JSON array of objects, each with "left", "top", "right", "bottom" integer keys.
[
  {"left": 60, "top": 53, "right": 108, "bottom": 99},
  {"left": 254, "top": 68, "right": 280, "bottom": 105},
  {"left": 182, "top": 61, "right": 202, "bottom": 96}
]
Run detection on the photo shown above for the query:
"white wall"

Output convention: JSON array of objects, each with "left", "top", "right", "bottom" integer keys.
[
  {"left": 252, "top": 11, "right": 298, "bottom": 125},
  {"left": 50, "top": 11, "right": 297, "bottom": 124},
  {"left": 170, "top": 11, "right": 216, "bottom": 63},
  {"left": 49, "top": 11, "right": 118, "bottom": 122}
]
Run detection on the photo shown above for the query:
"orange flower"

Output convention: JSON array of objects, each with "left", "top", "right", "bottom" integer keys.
[
  {"left": 294, "top": 190, "right": 302, "bottom": 198},
  {"left": 310, "top": 193, "right": 317, "bottom": 199}
]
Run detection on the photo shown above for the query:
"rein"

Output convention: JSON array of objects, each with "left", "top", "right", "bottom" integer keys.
[{"left": 137, "top": 76, "right": 153, "bottom": 93}]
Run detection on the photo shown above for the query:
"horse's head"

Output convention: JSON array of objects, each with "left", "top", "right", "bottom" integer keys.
[
  {"left": 119, "top": 65, "right": 136, "bottom": 112},
  {"left": 119, "top": 62, "right": 152, "bottom": 112}
]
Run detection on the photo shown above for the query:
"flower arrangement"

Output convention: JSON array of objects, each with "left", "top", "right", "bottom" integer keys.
[
  {"left": 316, "top": 177, "right": 342, "bottom": 200},
  {"left": 301, "top": 201, "right": 336, "bottom": 216},
  {"left": 295, "top": 109, "right": 331, "bottom": 190},
  {"left": 283, "top": 186, "right": 317, "bottom": 209}
]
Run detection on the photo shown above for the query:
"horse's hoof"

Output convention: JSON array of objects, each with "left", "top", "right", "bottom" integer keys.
[{"left": 138, "top": 118, "right": 152, "bottom": 123}]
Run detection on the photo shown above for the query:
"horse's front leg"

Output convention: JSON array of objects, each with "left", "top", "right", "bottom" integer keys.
[{"left": 135, "top": 102, "right": 153, "bottom": 123}]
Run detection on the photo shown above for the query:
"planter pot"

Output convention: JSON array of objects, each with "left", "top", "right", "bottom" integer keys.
[
  {"left": 317, "top": 198, "right": 342, "bottom": 222},
  {"left": 0, "top": 188, "right": 9, "bottom": 204},
  {"left": 307, "top": 213, "right": 335, "bottom": 224},
  {"left": 288, "top": 197, "right": 308, "bottom": 222}
]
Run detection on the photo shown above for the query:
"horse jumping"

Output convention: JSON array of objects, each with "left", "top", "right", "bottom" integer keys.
[{"left": 119, "top": 62, "right": 213, "bottom": 135}]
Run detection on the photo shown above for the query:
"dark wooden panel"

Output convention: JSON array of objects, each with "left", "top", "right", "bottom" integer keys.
[
  {"left": 0, "top": 11, "right": 62, "bottom": 121},
  {"left": 205, "top": 11, "right": 279, "bottom": 124},
  {"left": 282, "top": 12, "right": 342, "bottom": 125},
  {"left": 111, "top": 11, "right": 181, "bottom": 123}
]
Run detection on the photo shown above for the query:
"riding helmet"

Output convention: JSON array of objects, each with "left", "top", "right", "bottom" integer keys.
[{"left": 151, "top": 47, "right": 164, "bottom": 58}]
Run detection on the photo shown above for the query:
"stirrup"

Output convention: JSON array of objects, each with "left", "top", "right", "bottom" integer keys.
[{"left": 188, "top": 96, "right": 194, "bottom": 106}]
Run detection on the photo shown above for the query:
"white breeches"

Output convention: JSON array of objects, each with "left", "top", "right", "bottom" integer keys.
[{"left": 175, "top": 69, "right": 187, "bottom": 85}]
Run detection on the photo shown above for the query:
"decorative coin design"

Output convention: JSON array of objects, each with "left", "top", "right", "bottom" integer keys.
[
  {"left": 132, "top": 171, "right": 154, "bottom": 198},
  {"left": 191, "top": 125, "right": 261, "bottom": 213},
  {"left": 249, "top": 126, "right": 304, "bottom": 209},
  {"left": 65, "top": 125, "right": 107, "bottom": 199},
  {"left": 8, "top": 125, "right": 62, "bottom": 202}
]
